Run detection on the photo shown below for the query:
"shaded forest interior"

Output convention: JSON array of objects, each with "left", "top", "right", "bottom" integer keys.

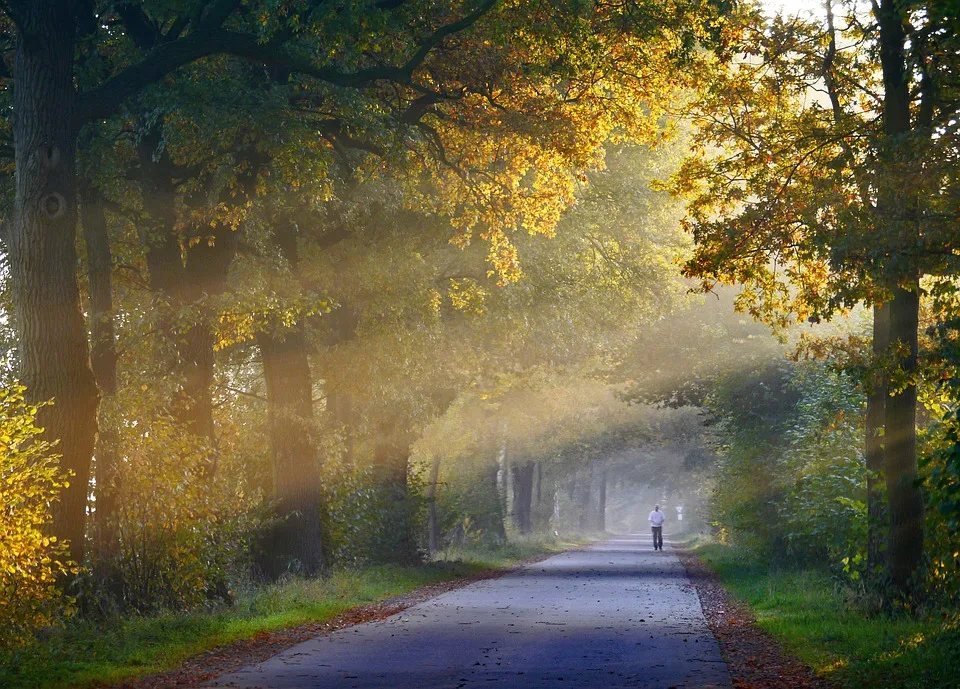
[{"left": 1, "top": 2, "right": 960, "bottom": 687}]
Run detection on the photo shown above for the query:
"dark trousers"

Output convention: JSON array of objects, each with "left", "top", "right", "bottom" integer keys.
[{"left": 651, "top": 526, "right": 663, "bottom": 550}]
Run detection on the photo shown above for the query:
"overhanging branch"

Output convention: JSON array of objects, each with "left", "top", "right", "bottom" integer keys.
[{"left": 76, "top": 0, "right": 498, "bottom": 125}]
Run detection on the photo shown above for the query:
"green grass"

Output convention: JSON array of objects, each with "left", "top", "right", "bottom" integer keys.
[
  {"left": 696, "top": 543, "right": 960, "bottom": 689},
  {"left": 2, "top": 536, "right": 577, "bottom": 689}
]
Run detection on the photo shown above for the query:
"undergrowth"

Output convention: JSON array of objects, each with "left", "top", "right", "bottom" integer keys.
[{"left": 697, "top": 542, "right": 960, "bottom": 689}]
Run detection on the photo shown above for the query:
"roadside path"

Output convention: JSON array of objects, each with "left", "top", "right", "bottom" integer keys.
[{"left": 207, "top": 535, "right": 730, "bottom": 688}]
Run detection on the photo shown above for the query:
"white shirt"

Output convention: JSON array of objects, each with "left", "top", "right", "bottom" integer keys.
[{"left": 649, "top": 510, "right": 665, "bottom": 527}]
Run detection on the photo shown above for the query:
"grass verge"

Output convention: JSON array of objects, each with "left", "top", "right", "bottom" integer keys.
[
  {"left": 3, "top": 535, "right": 581, "bottom": 689},
  {"left": 696, "top": 542, "right": 960, "bottom": 689}
]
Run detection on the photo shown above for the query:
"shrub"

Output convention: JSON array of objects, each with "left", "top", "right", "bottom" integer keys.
[
  {"left": 98, "top": 396, "right": 264, "bottom": 613},
  {"left": 0, "top": 386, "right": 76, "bottom": 651}
]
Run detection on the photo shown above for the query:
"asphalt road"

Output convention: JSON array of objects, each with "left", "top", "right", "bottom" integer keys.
[{"left": 207, "top": 535, "right": 731, "bottom": 689}]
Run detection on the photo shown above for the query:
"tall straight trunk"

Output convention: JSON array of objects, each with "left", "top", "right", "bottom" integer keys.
[
  {"left": 179, "top": 225, "right": 238, "bottom": 449},
  {"left": 866, "top": 303, "right": 889, "bottom": 576},
  {"left": 326, "top": 307, "right": 358, "bottom": 461},
  {"left": 597, "top": 470, "right": 607, "bottom": 533},
  {"left": 374, "top": 435, "right": 419, "bottom": 563},
  {"left": 488, "top": 459, "right": 508, "bottom": 542},
  {"left": 577, "top": 471, "right": 593, "bottom": 531},
  {"left": 80, "top": 187, "right": 120, "bottom": 566},
  {"left": 535, "top": 462, "right": 542, "bottom": 508},
  {"left": 511, "top": 461, "right": 535, "bottom": 535},
  {"left": 885, "top": 284, "right": 923, "bottom": 589},
  {"left": 876, "top": 0, "right": 924, "bottom": 591},
  {"left": 178, "top": 321, "right": 217, "bottom": 442},
  {"left": 427, "top": 454, "right": 442, "bottom": 553},
  {"left": 258, "top": 325, "right": 323, "bottom": 575},
  {"left": 11, "top": 5, "right": 99, "bottom": 564},
  {"left": 137, "top": 127, "right": 235, "bottom": 451}
]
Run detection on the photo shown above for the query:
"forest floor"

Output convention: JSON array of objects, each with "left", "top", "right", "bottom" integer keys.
[
  {"left": 683, "top": 541, "right": 960, "bottom": 689},
  {"left": 2, "top": 538, "right": 580, "bottom": 689}
]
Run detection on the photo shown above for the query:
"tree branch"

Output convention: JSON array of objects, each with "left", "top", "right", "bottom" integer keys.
[{"left": 77, "top": 0, "right": 498, "bottom": 124}]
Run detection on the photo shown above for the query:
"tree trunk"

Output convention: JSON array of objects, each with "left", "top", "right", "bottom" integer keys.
[
  {"left": 885, "top": 284, "right": 923, "bottom": 590},
  {"left": 427, "top": 454, "right": 442, "bottom": 553},
  {"left": 876, "top": 0, "right": 924, "bottom": 591},
  {"left": 866, "top": 303, "right": 889, "bottom": 577},
  {"left": 597, "top": 469, "right": 607, "bottom": 533},
  {"left": 80, "top": 187, "right": 120, "bottom": 567},
  {"left": 374, "top": 435, "right": 419, "bottom": 563},
  {"left": 326, "top": 306, "right": 358, "bottom": 462},
  {"left": 535, "top": 462, "right": 542, "bottom": 508},
  {"left": 577, "top": 471, "right": 593, "bottom": 531},
  {"left": 258, "top": 325, "right": 323, "bottom": 576},
  {"left": 488, "top": 458, "right": 508, "bottom": 542},
  {"left": 511, "top": 461, "right": 535, "bottom": 535},
  {"left": 11, "top": 6, "right": 99, "bottom": 565},
  {"left": 136, "top": 127, "right": 236, "bottom": 451},
  {"left": 179, "top": 225, "right": 238, "bottom": 448}
]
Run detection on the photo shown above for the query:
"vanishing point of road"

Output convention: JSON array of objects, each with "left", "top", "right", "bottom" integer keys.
[{"left": 207, "top": 535, "right": 731, "bottom": 688}]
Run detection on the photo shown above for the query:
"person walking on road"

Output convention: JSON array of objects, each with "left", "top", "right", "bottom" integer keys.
[{"left": 649, "top": 505, "right": 665, "bottom": 550}]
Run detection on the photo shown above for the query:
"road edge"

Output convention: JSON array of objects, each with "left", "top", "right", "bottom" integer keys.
[
  {"left": 675, "top": 545, "right": 834, "bottom": 689},
  {"left": 108, "top": 549, "right": 567, "bottom": 689}
]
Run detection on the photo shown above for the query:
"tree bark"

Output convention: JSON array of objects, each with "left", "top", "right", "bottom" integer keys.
[
  {"left": 865, "top": 303, "right": 889, "bottom": 577},
  {"left": 80, "top": 186, "right": 121, "bottom": 567},
  {"left": 136, "top": 126, "right": 237, "bottom": 451},
  {"left": 535, "top": 461, "right": 542, "bottom": 508},
  {"left": 510, "top": 461, "right": 535, "bottom": 535},
  {"left": 577, "top": 471, "right": 593, "bottom": 531},
  {"left": 876, "top": 0, "right": 924, "bottom": 591},
  {"left": 11, "top": 5, "right": 99, "bottom": 565},
  {"left": 597, "top": 469, "right": 607, "bottom": 533},
  {"left": 884, "top": 284, "right": 923, "bottom": 590},
  {"left": 488, "top": 458, "right": 508, "bottom": 543},
  {"left": 258, "top": 325, "right": 323, "bottom": 575},
  {"left": 373, "top": 434, "right": 419, "bottom": 563},
  {"left": 326, "top": 306, "right": 359, "bottom": 462},
  {"left": 427, "top": 454, "right": 442, "bottom": 553}
]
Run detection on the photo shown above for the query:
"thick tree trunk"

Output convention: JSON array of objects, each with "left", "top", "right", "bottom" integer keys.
[
  {"left": 80, "top": 187, "right": 120, "bottom": 567},
  {"left": 866, "top": 303, "right": 889, "bottom": 576},
  {"left": 11, "top": 6, "right": 99, "bottom": 565},
  {"left": 885, "top": 284, "right": 924, "bottom": 589},
  {"left": 258, "top": 325, "right": 323, "bottom": 576},
  {"left": 374, "top": 435, "right": 419, "bottom": 563},
  {"left": 510, "top": 461, "right": 535, "bottom": 535},
  {"left": 876, "top": 0, "right": 924, "bottom": 591},
  {"left": 427, "top": 454, "right": 442, "bottom": 553}
]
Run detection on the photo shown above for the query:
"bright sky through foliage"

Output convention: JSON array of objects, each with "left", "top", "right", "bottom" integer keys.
[{"left": 763, "top": 0, "right": 824, "bottom": 18}]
